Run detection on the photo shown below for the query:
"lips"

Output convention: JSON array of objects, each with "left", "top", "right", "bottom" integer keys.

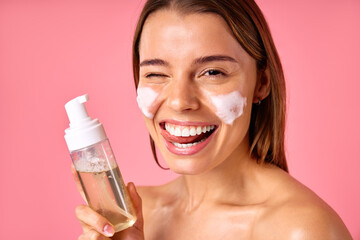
[{"left": 159, "top": 120, "right": 218, "bottom": 155}]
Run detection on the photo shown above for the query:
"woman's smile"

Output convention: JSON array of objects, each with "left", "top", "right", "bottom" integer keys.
[{"left": 159, "top": 120, "right": 218, "bottom": 155}]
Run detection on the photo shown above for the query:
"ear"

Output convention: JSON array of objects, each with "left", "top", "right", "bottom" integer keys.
[{"left": 253, "top": 67, "right": 271, "bottom": 103}]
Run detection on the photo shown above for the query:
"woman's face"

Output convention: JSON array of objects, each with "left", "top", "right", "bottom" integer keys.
[{"left": 137, "top": 10, "right": 259, "bottom": 174}]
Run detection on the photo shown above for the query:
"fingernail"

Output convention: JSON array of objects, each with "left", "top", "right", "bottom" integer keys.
[
  {"left": 103, "top": 224, "right": 114, "bottom": 237},
  {"left": 128, "top": 182, "right": 134, "bottom": 191}
]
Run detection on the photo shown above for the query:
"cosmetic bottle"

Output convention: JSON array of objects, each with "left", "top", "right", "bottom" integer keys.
[{"left": 64, "top": 94, "right": 136, "bottom": 232}]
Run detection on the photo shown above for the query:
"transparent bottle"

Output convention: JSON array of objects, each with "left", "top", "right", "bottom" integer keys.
[{"left": 64, "top": 94, "right": 136, "bottom": 232}]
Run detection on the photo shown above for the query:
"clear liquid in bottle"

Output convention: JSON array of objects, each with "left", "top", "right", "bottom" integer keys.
[
  {"left": 71, "top": 140, "right": 137, "bottom": 232},
  {"left": 77, "top": 166, "right": 136, "bottom": 231}
]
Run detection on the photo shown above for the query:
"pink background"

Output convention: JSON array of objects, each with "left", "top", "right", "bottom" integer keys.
[{"left": 0, "top": 0, "right": 359, "bottom": 239}]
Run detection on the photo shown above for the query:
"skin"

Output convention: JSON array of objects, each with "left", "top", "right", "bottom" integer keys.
[{"left": 74, "top": 10, "right": 352, "bottom": 240}]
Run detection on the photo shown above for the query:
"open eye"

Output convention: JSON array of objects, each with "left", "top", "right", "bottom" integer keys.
[
  {"left": 204, "top": 69, "right": 225, "bottom": 76},
  {"left": 198, "top": 68, "right": 229, "bottom": 84},
  {"left": 201, "top": 69, "right": 228, "bottom": 80}
]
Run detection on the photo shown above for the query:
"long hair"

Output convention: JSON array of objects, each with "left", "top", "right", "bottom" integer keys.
[{"left": 132, "top": 0, "right": 288, "bottom": 172}]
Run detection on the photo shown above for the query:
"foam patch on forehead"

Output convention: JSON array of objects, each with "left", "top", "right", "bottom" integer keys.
[
  {"left": 209, "top": 91, "right": 247, "bottom": 125},
  {"left": 136, "top": 87, "right": 159, "bottom": 119}
]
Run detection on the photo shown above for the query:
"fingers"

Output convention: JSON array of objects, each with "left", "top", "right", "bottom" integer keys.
[
  {"left": 74, "top": 181, "right": 145, "bottom": 239},
  {"left": 71, "top": 163, "right": 87, "bottom": 202},
  {"left": 75, "top": 205, "right": 115, "bottom": 238},
  {"left": 78, "top": 229, "right": 111, "bottom": 240},
  {"left": 127, "top": 182, "right": 144, "bottom": 232},
  {"left": 78, "top": 229, "right": 112, "bottom": 240},
  {"left": 112, "top": 183, "right": 145, "bottom": 239}
]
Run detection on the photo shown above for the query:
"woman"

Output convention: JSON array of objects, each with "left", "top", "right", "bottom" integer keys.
[{"left": 74, "top": 0, "right": 352, "bottom": 239}]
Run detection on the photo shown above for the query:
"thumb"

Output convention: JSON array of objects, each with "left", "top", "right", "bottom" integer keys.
[{"left": 127, "top": 182, "right": 144, "bottom": 232}]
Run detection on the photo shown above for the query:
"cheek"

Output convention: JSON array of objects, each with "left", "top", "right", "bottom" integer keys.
[
  {"left": 206, "top": 91, "right": 247, "bottom": 125},
  {"left": 136, "top": 87, "right": 160, "bottom": 119}
]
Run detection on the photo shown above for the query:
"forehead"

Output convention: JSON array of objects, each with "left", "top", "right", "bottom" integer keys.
[{"left": 138, "top": 10, "right": 250, "bottom": 63}]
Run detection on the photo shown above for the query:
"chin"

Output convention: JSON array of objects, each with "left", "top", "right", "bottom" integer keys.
[{"left": 164, "top": 156, "right": 215, "bottom": 175}]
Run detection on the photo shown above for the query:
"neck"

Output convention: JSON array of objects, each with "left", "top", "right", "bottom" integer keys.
[{"left": 177, "top": 146, "right": 269, "bottom": 213}]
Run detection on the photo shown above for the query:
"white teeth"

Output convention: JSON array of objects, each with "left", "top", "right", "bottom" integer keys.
[
  {"left": 189, "top": 127, "right": 197, "bottom": 136},
  {"left": 172, "top": 138, "right": 206, "bottom": 148},
  {"left": 182, "top": 128, "right": 190, "bottom": 137},
  {"left": 165, "top": 123, "right": 216, "bottom": 137},
  {"left": 174, "top": 127, "right": 182, "bottom": 137},
  {"left": 202, "top": 126, "right": 207, "bottom": 133},
  {"left": 196, "top": 126, "right": 202, "bottom": 135},
  {"left": 173, "top": 142, "right": 193, "bottom": 148},
  {"left": 165, "top": 124, "right": 178, "bottom": 136}
]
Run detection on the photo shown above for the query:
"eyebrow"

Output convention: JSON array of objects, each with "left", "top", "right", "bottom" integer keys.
[
  {"left": 139, "top": 55, "right": 237, "bottom": 67},
  {"left": 193, "top": 55, "right": 238, "bottom": 65},
  {"left": 139, "top": 59, "right": 169, "bottom": 67}
]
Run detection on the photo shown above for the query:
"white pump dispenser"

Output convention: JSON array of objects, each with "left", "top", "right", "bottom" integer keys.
[{"left": 64, "top": 94, "right": 107, "bottom": 152}]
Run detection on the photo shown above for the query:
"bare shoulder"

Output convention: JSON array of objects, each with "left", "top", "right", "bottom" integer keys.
[
  {"left": 134, "top": 184, "right": 165, "bottom": 216},
  {"left": 134, "top": 180, "right": 180, "bottom": 238},
  {"left": 135, "top": 179, "right": 179, "bottom": 209},
  {"left": 256, "top": 169, "right": 352, "bottom": 240},
  {"left": 134, "top": 179, "right": 182, "bottom": 215},
  {"left": 135, "top": 185, "right": 161, "bottom": 204}
]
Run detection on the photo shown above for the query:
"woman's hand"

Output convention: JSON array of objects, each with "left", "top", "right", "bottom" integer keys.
[{"left": 72, "top": 164, "right": 145, "bottom": 240}]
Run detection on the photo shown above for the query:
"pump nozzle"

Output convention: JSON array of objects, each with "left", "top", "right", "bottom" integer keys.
[
  {"left": 64, "top": 94, "right": 107, "bottom": 152},
  {"left": 65, "top": 94, "right": 91, "bottom": 126}
]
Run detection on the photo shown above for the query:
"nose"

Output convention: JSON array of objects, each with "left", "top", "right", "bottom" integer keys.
[{"left": 166, "top": 75, "right": 200, "bottom": 113}]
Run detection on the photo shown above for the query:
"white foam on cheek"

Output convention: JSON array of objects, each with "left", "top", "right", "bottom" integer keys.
[
  {"left": 209, "top": 91, "right": 247, "bottom": 125},
  {"left": 136, "top": 87, "right": 159, "bottom": 119}
]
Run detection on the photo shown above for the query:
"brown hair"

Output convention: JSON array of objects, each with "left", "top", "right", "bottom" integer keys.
[{"left": 132, "top": 0, "right": 288, "bottom": 172}]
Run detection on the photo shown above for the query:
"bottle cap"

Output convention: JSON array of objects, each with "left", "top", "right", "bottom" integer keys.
[{"left": 64, "top": 94, "right": 107, "bottom": 152}]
